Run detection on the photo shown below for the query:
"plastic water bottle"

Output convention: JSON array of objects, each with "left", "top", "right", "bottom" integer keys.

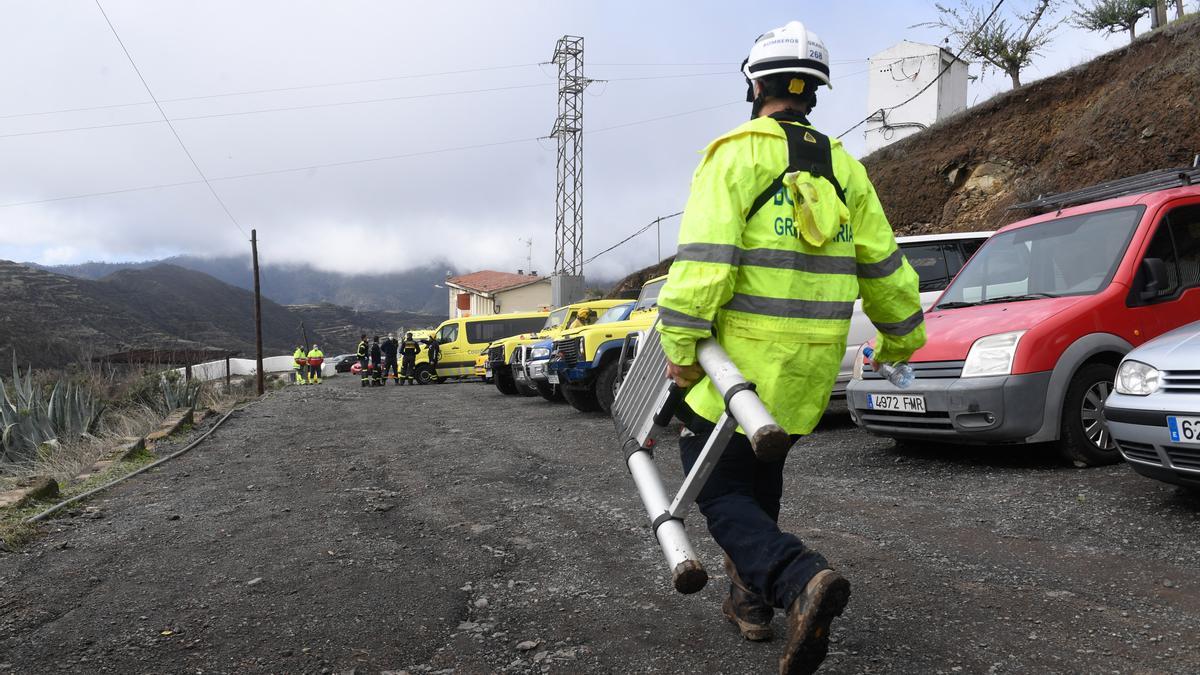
[{"left": 863, "top": 347, "right": 915, "bottom": 389}]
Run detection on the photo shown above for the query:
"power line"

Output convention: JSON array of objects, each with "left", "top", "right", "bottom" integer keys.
[
  {"left": 838, "top": 0, "right": 1006, "bottom": 139},
  {"left": 583, "top": 211, "right": 682, "bottom": 266},
  {"left": 0, "top": 73, "right": 741, "bottom": 141},
  {"left": 592, "top": 61, "right": 736, "bottom": 67},
  {"left": 92, "top": 0, "right": 247, "bottom": 238},
  {"left": 600, "top": 71, "right": 731, "bottom": 82},
  {"left": 588, "top": 101, "right": 741, "bottom": 134},
  {"left": 0, "top": 100, "right": 741, "bottom": 210},
  {"left": 0, "top": 82, "right": 558, "bottom": 140},
  {"left": 0, "top": 62, "right": 543, "bottom": 121}
]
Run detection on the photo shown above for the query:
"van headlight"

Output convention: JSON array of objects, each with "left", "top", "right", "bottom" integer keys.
[
  {"left": 1115, "top": 360, "right": 1161, "bottom": 396},
  {"left": 961, "top": 331, "right": 1026, "bottom": 378},
  {"left": 530, "top": 346, "right": 550, "bottom": 359},
  {"left": 851, "top": 343, "right": 870, "bottom": 380}
]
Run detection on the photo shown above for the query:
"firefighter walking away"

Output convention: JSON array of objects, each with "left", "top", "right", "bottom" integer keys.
[{"left": 656, "top": 20, "right": 925, "bottom": 675}]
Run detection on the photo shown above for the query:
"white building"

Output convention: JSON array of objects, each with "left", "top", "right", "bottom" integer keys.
[{"left": 864, "top": 41, "right": 969, "bottom": 155}]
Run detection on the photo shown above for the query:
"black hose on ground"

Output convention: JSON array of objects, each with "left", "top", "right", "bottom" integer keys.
[{"left": 24, "top": 407, "right": 238, "bottom": 524}]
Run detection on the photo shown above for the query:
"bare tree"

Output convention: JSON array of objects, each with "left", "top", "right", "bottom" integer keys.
[
  {"left": 1072, "top": 0, "right": 1157, "bottom": 42},
  {"left": 923, "top": 0, "right": 1060, "bottom": 88}
]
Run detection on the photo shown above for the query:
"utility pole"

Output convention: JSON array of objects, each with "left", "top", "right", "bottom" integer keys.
[
  {"left": 548, "top": 35, "right": 592, "bottom": 305},
  {"left": 251, "top": 229, "right": 264, "bottom": 396},
  {"left": 300, "top": 321, "right": 310, "bottom": 349}
]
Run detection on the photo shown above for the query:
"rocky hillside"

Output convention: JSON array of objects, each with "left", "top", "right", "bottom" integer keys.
[
  {"left": 863, "top": 15, "right": 1200, "bottom": 235},
  {"left": 0, "top": 261, "right": 440, "bottom": 368}
]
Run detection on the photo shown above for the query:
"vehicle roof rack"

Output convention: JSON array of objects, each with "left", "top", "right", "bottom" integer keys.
[{"left": 1009, "top": 166, "right": 1200, "bottom": 214}]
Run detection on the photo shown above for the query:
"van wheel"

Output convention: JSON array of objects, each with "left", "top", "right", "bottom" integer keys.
[
  {"left": 536, "top": 381, "right": 565, "bottom": 402},
  {"left": 415, "top": 364, "right": 438, "bottom": 385},
  {"left": 562, "top": 384, "right": 600, "bottom": 413},
  {"left": 494, "top": 370, "right": 519, "bottom": 395},
  {"left": 594, "top": 360, "right": 621, "bottom": 416},
  {"left": 1057, "top": 363, "right": 1120, "bottom": 467}
]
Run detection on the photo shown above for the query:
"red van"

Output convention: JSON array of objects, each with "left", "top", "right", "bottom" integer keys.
[{"left": 847, "top": 166, "right": 1200, "bottom": 466}]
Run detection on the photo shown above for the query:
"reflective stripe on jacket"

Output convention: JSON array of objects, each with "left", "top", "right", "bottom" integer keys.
[
  {"left": 657, "top": 116, "right": 925, "bottom": 434},
  {"left": 293, "top": 349, "right": 306, "bottom": 368}
]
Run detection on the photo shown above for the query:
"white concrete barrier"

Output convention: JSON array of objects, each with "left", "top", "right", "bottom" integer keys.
[{"left": 174, "top": 356, "right": 337, "bottom": 382}]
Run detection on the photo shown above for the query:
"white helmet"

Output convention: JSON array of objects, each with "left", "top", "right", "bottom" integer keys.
[{"left": 742, "top": 21, "right": 832, "bottom": 89}]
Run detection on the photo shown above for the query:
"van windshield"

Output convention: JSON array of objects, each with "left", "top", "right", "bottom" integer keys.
[
  {"left": 935, "top": 206, "right": 1143, "bottom": 309},
  {"left": 633, "top": 278, "right": 666, "bottom": 312}
]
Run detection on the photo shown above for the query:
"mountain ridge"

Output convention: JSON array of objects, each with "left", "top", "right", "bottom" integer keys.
[{"left": 0, "top": 260, "right": 442, "bottom": 368}]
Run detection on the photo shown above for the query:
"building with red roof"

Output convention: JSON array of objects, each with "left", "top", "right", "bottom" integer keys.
[{"left": 444, "top": 269, "right": 551, "bottom": 318}]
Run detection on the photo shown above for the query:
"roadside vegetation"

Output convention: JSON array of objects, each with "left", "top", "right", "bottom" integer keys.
[{"left": 1, "top": 360, "right": 260, "bottom": 548}]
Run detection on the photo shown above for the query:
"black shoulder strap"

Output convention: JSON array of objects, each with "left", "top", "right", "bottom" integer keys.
[{"left": 747, "top": 117, "right": 847, "bottom": 221}]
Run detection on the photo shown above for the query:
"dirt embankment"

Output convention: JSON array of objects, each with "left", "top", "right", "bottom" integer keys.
[{"left": 863, "top": 16, "right": 1200, "bottom": 235}]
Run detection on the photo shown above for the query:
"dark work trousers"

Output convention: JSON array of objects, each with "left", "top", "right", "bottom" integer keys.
[
  {"left": 401, "top": 355, "right": 416, "bottom": 382},
  {"left": 679, "top": 418, "right": 828, "bottom": 611},
  {"left": 358, "top": 357, "right": 369, "bottom": 387},
  {"left": 370, "top": 357, "right": 383, "bottom": 385},
  {"left": 383, "top": 357, "right": 398, "bottom": 382}
]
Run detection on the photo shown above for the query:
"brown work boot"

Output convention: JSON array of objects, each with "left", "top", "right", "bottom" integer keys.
[
  {"left": 778, "top": 570, "right": 851, "bottom": 675},
  {"left": 722, "top": 555, "right": 774, "bottom": 641}
]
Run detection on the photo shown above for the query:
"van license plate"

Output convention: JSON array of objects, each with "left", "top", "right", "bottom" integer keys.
[
  {"left": 547, "top": 373, "right": 559, "bottom": 385},
  {"left": 867, "top": 393, "right": 926, "bottom": 413},
  {"left": 1167, "top": 416, "right": 1200, "bottom": 444}
]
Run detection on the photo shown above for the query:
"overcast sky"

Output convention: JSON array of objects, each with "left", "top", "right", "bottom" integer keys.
[{"left": 0, "top": 1, "right": 1168, "bottom": 279}]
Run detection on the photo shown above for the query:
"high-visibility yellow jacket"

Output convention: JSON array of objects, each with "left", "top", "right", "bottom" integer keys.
[
  {"left": 658, "top": 114, "right": 925, "bottom": 435},
  {"left": 292, "top": 348, "right": 306, "bottom": 369}
]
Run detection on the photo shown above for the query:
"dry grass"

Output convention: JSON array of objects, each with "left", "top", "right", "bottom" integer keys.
[{"left": 1, "top": 373, "right": 256, "bottom": 491}]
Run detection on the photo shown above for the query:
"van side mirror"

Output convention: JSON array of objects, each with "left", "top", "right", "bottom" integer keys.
[{"left": 1139, "top": 257, "right": 1169, "bottom": 301}]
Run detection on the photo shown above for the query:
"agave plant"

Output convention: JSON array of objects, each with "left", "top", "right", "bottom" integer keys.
[
  {"left": 1, "top": 358, "right": 105, "bottom": 466},
  {"left": 159, "top": 374, "right": 202, "bottom": 413}
]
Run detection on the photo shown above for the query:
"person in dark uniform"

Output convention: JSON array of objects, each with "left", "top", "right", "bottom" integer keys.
[
  {"left": 424, "top": 335, "right": 441, "bottom": 367},
  {"left": 370, "top": 336, "right": 383, "bottom": 387},
  {"left": 400, "top": 332, "right": 420, "bottom": 385},
  {"left": 382, "top": 333, "right": 399, "bottom": 384},
  {"left": 356, "top": 334, "right": 369, "bottom": 388}
]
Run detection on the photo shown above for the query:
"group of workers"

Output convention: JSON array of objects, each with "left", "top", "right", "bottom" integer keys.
[
  {"left": 355, "top": 333, "right": 440, "bottom": 387},
  {"left": 290, "top": 344, "right": 325, "bottom": 385}
]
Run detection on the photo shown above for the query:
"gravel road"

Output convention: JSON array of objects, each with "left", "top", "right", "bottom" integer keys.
[{"left": 1, "top": 377, "right": 1198, "bottom": 674}]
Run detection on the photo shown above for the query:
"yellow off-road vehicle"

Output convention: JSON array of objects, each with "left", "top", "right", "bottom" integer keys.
[
  {"left": 546, "top": 275, "right": 667, "bottom": 414},
  {"left": 487, "top": 299, "right": 629, "bottom": 397}
]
